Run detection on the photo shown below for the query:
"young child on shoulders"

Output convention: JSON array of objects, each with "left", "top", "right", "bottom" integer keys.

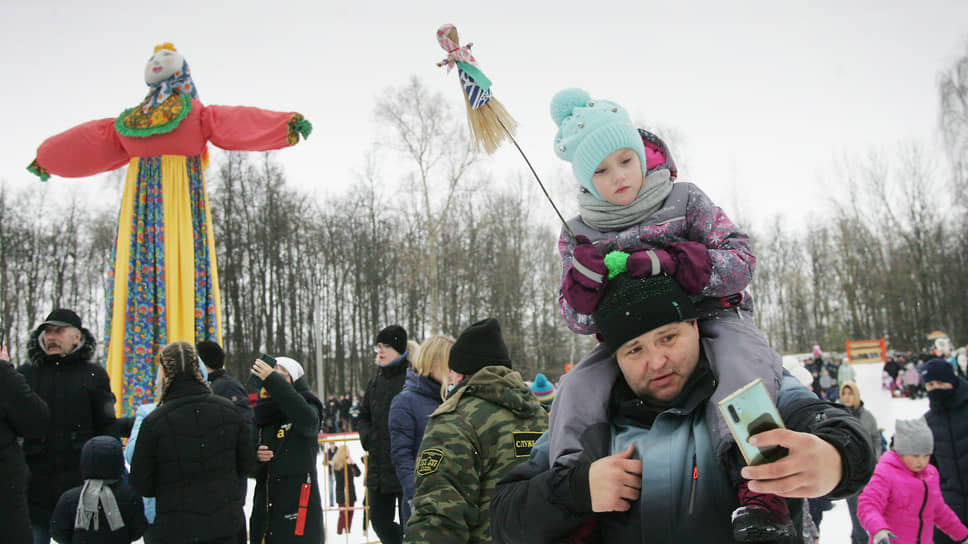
[
  {"left": 548, "top": 88, "right": 788, "bottom": 540},
  {"left": 858, "top": 418, "right": 968, "bottom": 544},
  {"left": 50, "top": 436, "right": 147, "bottom": 544}
]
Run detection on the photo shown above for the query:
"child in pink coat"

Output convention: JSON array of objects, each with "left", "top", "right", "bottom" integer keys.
[{"left": 858, "top": 418, "right": 968, "bottom": 544}]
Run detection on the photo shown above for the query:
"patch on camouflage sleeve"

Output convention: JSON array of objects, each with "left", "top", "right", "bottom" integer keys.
[
  {"left": 416, "top": 448, "right": 445, "bottom": 476},
  {"left": 513, "top": 432, "right": 543, "bottom": 457}
]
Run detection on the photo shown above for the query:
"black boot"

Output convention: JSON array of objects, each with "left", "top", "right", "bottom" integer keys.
[{"left": 732, "top": 481, "right": 797, "bottom": 542}]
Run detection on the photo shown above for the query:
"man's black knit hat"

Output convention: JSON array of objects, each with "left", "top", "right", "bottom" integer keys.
[
  {"left": 593, "top": 252, "right": 698, "bottom": 352},
  {"left": 196, "top": 340, "right": 225, "bottom": 370},
  {"left": 376, "top": 324, "right": 408, "bottom": 355},
  {"left": 449, "top": 318, "right": 512, "bottom": 375}
]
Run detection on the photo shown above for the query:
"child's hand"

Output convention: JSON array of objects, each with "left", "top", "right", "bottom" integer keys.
[
  {"left": 624, "top": 242, "right": 710, "bottom": 295},
  {"left": 626, "top": 249, "right": 676, "bottom": 277},
  {"left": 872, "top": 529, "right": 896, "bottom": 544},
  {"left": 564, "top": 235, "right": 608, "bottom": 314},
  {"left": 571, "top": 236, "right": 607, "bottom": 283},
  {"left": 665, "top": 241, "right": 712, "bottom": 294}
]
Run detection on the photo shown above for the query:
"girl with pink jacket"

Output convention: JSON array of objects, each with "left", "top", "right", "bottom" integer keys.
[{"left": 858, "top": 418, "right": 968, "bottom": 544}]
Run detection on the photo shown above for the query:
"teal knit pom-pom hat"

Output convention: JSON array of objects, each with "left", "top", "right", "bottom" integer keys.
[{"left": 550, "top": 88, "right": 647, "bottom": 201}]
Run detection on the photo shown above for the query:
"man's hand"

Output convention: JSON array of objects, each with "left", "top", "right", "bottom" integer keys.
[
  {"left": 740, "top": 428, "right": 842, "bottom": 498},
  {"left": 0, "top": 345, "right": 8, "bottom": 362},
  {"left": 589, "top": 444, "right": 642, "bottom": 512},
  {"left": 257, "top": 445, "right": 274, "bottom": 463}
]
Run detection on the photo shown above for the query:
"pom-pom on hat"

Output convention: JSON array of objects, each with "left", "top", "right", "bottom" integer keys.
[
  {"left": 449, "top": 318, "right": 511, "bottom": 375},
  {"left": 196, "top": 340, "right": 225, "bottom": 370},
  {"left": 551, "top": 88, "right": 647, "bottom": 201},
  {"left": 921, "top": 358, "right": 958, "bottom": 387},
  {"left": 592, "top": 251, "right": 698, "bottom": 352},
  {"left": 275, "top": 357, "right": 305, "bottom": 382},
  {"left": 893, "top": 417, "right": 934, "bottom": 455},
  {"left": 530, "top": 373, "right": 556, "bottom": 408},
  {"left": 376, "top": 325, "right": 408, "bottom": 355}
]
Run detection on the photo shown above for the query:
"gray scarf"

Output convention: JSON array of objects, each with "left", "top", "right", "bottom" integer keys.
[
  {"left": 578, "top": 170, "right": 674, "bottom": 232},
  {"left": 75, "top": 479, "right": 125, "bottom": 532}
]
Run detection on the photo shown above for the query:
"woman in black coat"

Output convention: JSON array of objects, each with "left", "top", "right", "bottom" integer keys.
[
  {"left": 249, "top": 356, "right": 325, "bottom": 544},
  {"left": 129, "top": 342, "right": 255, "bottom": 544},
  {"left": 0, "top": 345, "right": 50, "bottom": 544}
]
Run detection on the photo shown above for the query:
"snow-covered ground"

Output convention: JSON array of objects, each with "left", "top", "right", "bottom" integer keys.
[{"left": 132, "top": 361, "right": 922, "bottom": 543}]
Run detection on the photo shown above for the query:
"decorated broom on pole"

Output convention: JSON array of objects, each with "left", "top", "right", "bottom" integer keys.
[{"left": 436, "top": 23, "right": 575, "bottom": 240}]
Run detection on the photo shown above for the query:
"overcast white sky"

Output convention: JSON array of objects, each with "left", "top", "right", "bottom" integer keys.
[{"left": 4, "top": 1, "right": 967, "bottom": 231}]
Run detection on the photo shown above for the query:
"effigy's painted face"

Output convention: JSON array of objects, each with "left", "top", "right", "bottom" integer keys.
[{"left": 144, "top": 48, "right": 185, "bottom": 85}]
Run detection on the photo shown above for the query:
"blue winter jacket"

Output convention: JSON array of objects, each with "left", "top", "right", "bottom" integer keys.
[{"left": 388, "top": 370, "right": 443, "bottom": 517}]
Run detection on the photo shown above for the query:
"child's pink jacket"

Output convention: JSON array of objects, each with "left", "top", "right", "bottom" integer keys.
[{"left": 858, "top": 450, "right": 968, "bottom": 543}]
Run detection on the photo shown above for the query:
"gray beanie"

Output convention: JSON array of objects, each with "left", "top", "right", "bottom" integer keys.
[{"left": 893, "top": 417, "right": 934, "bottom": 455}]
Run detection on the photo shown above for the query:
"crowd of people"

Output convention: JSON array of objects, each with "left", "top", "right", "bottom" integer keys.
[{"left": 2, "top": 83, "right": 968, "bottom": 544}]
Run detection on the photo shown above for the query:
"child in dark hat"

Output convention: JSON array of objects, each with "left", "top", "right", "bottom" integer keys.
[
  {"left": 50, "top": 436, "right": 147, "bottom": 543},
  {"left": 548, "top": 88, "right": 789, "bottom": 538}
]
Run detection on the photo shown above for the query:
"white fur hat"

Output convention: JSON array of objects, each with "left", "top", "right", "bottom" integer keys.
[{"left": 275, "top": 357, "right": 305, "bottom": 382}]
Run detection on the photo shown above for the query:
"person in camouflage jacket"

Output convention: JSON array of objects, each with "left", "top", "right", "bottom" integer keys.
[{"left": 405, "top": 318, "right": 548, "bottom": 544}]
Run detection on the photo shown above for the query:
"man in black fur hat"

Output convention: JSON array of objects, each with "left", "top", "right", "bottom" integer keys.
[{"left": 19, "top": 308, "right": 117, "bottom": 544}]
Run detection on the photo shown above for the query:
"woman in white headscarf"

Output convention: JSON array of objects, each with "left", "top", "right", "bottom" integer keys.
[{"left": 249, "top": 356, "right": 325, "bottom": 543}]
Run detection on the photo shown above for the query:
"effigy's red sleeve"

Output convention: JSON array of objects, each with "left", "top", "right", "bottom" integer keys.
[
  {"left": 201, "top": 105, "right": 297, "bottom": 152},
  {"left": 35, "top": 118, "right": 130, "bottom": 178}
]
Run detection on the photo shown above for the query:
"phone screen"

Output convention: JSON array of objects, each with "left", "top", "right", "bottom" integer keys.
[{"left": 718, "top": 379, "right": 789, "bottom": 466}]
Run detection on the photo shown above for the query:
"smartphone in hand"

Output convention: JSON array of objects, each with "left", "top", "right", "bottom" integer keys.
[
  {"left": 248, "top": 353, "right": 278, "bottom": 388},
  {"left": 717, "top": 379, "right": 789, "bottom": 466}
]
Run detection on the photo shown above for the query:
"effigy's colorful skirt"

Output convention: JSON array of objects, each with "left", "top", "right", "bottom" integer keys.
[{"left": 104, "top": 155, "right": 222, "bottom": 414}]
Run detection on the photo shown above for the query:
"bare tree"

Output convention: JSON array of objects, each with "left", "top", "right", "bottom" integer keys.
[{"left": 374, "top": 76, "right": 478, "bottom": 332}]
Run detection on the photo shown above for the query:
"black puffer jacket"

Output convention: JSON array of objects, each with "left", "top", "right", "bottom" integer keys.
[
  {"left": 50, "top": 436, "right": 147, "bottom": 544},
  {"left": 19, "top": 326, "right": 117, "bottom": 524},
  {"left": 129, "top": 377, "right": 256, "bottom": 544},
  {"left": 925, "top": 378, "right": 968, "bottom": 527},
  {"left": 209, "top": 369, "right": 255, "bottom": 426},
  {"left": 358, "top": 357, "right": 409, "bottom": 493},
  {"left": 0, "top": 359, "right": 49, "bottom": 544}
]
